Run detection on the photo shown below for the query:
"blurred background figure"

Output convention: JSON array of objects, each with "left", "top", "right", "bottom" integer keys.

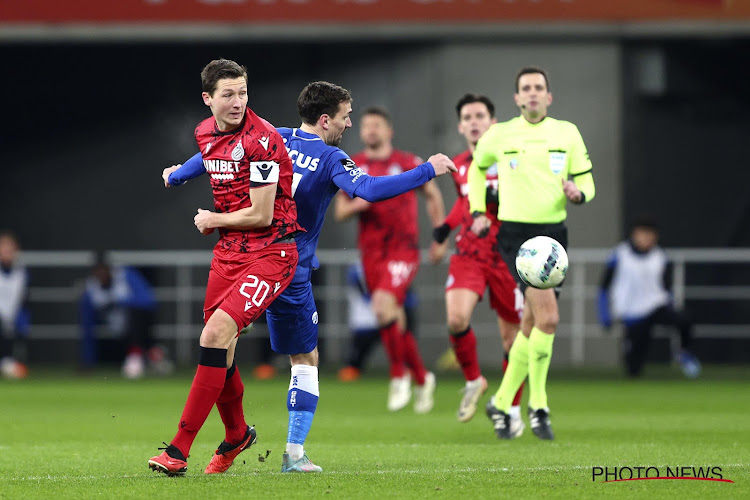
[
  {"left": 338, "top": 263, "right": 419, "bottom": 382},
  {"left": 598, "top": 217, "right": 701, "bottom": 378},
  {"left": 335, "top": 106, "right": 444, "bottom": 413},
  {"left": 79, "top": 255, "right": 172, "bottom": 378},
  {"left": 0, "top": 231, "right": 30, "bottom": 379}
]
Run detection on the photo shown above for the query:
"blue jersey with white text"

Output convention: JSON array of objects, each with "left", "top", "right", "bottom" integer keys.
[{"left": 277, "top": 127, "right": 366, "bottom": 283}]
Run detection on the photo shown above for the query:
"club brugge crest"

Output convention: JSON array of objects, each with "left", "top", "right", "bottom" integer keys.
[{"left": 231, "top": 140, "right": 245, "bottom": 161}]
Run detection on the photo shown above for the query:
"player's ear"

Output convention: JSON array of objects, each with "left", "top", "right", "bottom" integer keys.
[
  {"left": 202, "top": 92, "right": 211, "bottom": 107},
  {"left": 320, "top": 114, "right": 330, "bottom": 130},
  {"left": 547, "top": 92, "right": 553, "bottom": 106}
]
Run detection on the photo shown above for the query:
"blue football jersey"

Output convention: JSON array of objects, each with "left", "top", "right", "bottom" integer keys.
[{"left": 276, "top": 127, "right": 365, "bottom": 283}]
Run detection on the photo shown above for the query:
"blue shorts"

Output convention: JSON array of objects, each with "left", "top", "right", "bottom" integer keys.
[{"left": 266, "top": 280, "right": 319, "bottom": 355}]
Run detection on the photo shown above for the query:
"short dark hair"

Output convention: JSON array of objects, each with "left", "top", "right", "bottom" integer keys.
[
  {"left": 360, "top": 106, "right": 392, "bottom": 126},
  {"left": 297, "top": 81, "right": 352, "bottom": 125},
  {"left": 515, "top": 66, "right": 551, "bottom": 93},
  {"left": 455, "top": 93, "right": 495, "bottom": 119},
  {"left": 201, "top": 59, "right": 248, "bottom": 96},
  {"left": 631, "top": 215, "right": 659, "bottom": 232},
  {"left": 0, "top": 230, "right": 19, "bottom": 244}
]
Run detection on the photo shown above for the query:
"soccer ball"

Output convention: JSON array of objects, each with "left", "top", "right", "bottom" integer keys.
[{"left": 515, "top": 236, "right": 568, "bottom": 289}]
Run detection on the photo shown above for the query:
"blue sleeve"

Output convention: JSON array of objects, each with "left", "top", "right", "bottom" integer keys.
[
  {"left": 327, "top": 149, "right": 436, "bottom": 201},
  {"left": 122, "top": 267, "right": 156, "bottom": 309},
  {"left": 168, "top": 152, "right": 205, "bottom": 186},
  {"left": 597, "top": 290, "right": 611, "bottom": 328},
  {"left": 597, "top": 252, "right": 617, "bottom": 327}
]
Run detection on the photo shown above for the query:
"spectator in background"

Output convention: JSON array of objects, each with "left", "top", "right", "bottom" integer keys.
[
  {"left": 0, "top": 231, "right": 30, "bottom": 379},
  {"left": 338, "top": 263, "right": 419, "bottom": 382},
  {"left": 79, "top": 256, "right": 172, "bottom": 379},
  {"left": 598, "top": 218, "right": 701, "bottom": 378}
]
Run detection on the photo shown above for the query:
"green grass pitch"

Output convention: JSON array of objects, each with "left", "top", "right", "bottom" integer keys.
[{"left": 1, "top": 366, "right": 747, "bottom": 499}]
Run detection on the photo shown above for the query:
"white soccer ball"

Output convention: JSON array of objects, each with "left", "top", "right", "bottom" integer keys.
[{"left": 515, "top": 236, "right": 568, "bottom": 289}]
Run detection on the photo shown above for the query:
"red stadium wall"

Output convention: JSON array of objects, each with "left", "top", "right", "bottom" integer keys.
[{"left": 2, "top": 0, "right": 749, "bottom": 23}]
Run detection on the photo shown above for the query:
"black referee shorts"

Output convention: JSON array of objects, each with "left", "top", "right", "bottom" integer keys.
[{"left": 497, "top": 221, "right": 568, "bottom": 294}]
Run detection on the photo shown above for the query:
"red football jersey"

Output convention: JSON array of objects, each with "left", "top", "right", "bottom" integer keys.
[
  {"left": 448, "top": 150, "right": 502, "bottom": 264},
  {"left": 350, "top": 149, "right": 423, "bottom": 255},
  {"left": 194, "top": 107, "right": 302, "bottom": 253}
]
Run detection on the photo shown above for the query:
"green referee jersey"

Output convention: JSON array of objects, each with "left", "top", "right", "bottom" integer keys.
[{"left": 468, "top": 115, "right": 595, "bottom": 224}]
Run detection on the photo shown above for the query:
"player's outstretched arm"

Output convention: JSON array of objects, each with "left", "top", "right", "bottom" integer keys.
[
  {"left": 425, "top": 154, "right": 457, "bottom": 177},
  {"left": 338, "top": 155, "right": 456, "bottom": 204},
  {"left": 163, "top": 152, "right": 206, "bottom": 187},
  {"left": 193, "top": 183, "right": 278, "bottom": 233}
]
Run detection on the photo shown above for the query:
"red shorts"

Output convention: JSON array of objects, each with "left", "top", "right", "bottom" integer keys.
[
  {"left": 203, "top": 243, "right": 298, "bottom": 332},
  {"left": 446, "top": 253, "right": 522, "bottom": 324},
  {"left": 362, "top": 251, "right": 419, "bottom": 305}
]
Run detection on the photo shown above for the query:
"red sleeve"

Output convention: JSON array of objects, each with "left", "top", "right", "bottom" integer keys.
[{"left": 444, "top": 195, "right": 467, "bottom": 230}]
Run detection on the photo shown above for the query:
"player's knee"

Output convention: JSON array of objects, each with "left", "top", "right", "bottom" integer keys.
[
  {"left": 447, "top": 310, "right": 471, "bottom": 334},
  {"left": 200, "top": 320, "right": 236, "bottom": 349},
  {"left": 535, "top": 314, "right": 559, "bottom": 333}
]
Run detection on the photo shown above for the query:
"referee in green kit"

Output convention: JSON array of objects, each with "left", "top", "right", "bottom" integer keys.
[{"left": 468, "top": 67, "right": 596, "bottom": 440}]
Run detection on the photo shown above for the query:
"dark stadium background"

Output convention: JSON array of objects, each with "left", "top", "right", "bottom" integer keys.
[{"left": 2, "top": 36, "right": 749, "bottom": 365}]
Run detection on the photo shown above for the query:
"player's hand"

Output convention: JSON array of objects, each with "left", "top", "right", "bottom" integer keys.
[
  {"left": 162, "top": 165, "right": 181, "bottom": 188},
  {"left": 427, "top": 154, "right": 458, "bottom": 176},
  {"left": 429, "top": 240, "right": 449, "bottom": 264},
  {"left": 562, "top": 178, "right": 583, "bottom": 203},
  {"left": 194, "top": 208, "right": 215, "bottom": 235},
  {"left": 470, "top": 214, "right": 491, "bottom": 237}
]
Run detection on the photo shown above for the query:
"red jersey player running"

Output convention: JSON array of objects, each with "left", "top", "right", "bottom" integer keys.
[
  {"left": 433, "top": 94, "right": 525, "bottom": 432},
  {"left": 335, "top": 106, "right": 448, "bottom": 413},
  {"left": 148, "top": 59, "right": 303, "bottom": 476}
]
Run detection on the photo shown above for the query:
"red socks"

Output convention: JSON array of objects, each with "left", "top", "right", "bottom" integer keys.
[
  {"left": 450, "top": 327, "right": 481, "bottom": 382},
  {"left": 403, "top": 330, "right": 427, "bottom": 385},
  {"left": 171, "top": 347, "right": 227, "bottom": 458},
  {"left": 216, "top": 363, "right": 247, "bottom": 445},
  {"left": 379, "top": 321, "right": 407, "bottom": 378}
]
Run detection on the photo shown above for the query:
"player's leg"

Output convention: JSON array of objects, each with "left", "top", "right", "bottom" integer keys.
[
  {"left": 338, "top": 328, "right": 378, "bottom": 382},
  {"left": 150, "top": 308, "right": 240, "bottom": 476},
  {"left": 265, "top": 281, "right": 323, "bottom": 473},
  {"left": 652, "top": 305, "right": 701, "bottom": 378},
  {"left": 402, "top": 303, "right": 434, "bottom": 414},
  {"left": 282, "top": 348, "right": 322, "bottom": 472},
  {"left": 487, "top": 303, "right": 532, "bottom": 439},
  {"left": 204, "top": 336, "right": 256, "bottom": 474},
  {"left": 497, "top": 317, "right": 526, "bottom": 437},
  {"left": 445, "top": 287, "right": 485, "bottom": 421},
  {"left": 384, "top": 258, "right": 433, "bottom": 414},
  {"left": 523, "top": 286, "right": 558, "bottom": 440},
  {"left": 370, "top": 288, "right": 411, "bottom": 410},
  {"left": 203, "top": 246, "right": 298, "bottom": 474},
  {"left": 487, "top": 263, "right": 526, "bottom": 434},
  {"left": 151, "top": 245, "right": 297, "bottom": 476},
  {"left": 401, "top": 305, "right": 427, "bottom": 386},
  {"left": 120, "top": 308, "right": 145, "bottom": 379}
]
